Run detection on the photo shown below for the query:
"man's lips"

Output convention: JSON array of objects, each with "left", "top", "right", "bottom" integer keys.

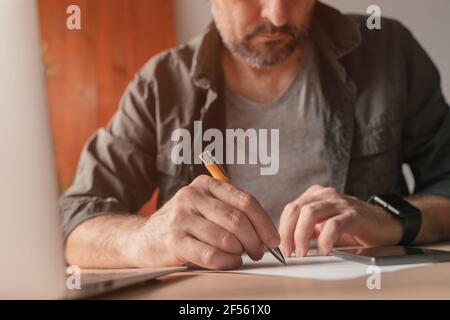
[{"left": 253, "top": 32, "right": 290, "bottom": 41}]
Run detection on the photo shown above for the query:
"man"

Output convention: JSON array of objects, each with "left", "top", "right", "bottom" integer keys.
[{"left": 62, "top": 0, "right": 450, "bottom": 270}]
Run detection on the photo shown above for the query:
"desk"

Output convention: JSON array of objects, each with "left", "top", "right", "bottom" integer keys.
[{"left": 100, "top": 243, "right": 450, "bottom": 300}]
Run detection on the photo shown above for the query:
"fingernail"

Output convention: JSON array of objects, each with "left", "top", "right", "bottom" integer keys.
[
  {"left": 283, "top": 248, "right": 290, "bottom": 258},
  {"left": 298, "top": 246, "right": 308, "bottom": 257}
]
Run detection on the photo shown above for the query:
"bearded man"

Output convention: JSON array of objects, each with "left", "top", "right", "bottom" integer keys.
[{"left": 61, "top": 1, "right": 450, "bottom": 270}]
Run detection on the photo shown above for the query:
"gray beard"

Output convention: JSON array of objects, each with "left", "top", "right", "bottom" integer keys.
[
  {"left": 214, "top": 1, "right": 316, "bottom": 68},
  {"left": 224, "top": 36, "right": 307, "bottom": 68},
  {"left": 216, "top": 14, "right": 313, "bottom": 68}
]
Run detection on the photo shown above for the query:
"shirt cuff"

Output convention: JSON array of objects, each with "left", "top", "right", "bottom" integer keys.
[{"left": 59, "top": 196, "right": 130, "bottom": 242}]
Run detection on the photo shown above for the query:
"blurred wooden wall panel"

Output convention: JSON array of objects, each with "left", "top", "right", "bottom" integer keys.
[{"left": 38, "top": 0, "right": 175, "bottom": 214}]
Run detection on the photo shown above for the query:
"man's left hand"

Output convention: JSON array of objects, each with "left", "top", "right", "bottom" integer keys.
[{"left": 279, "top": 185, "right": 403, "bottom": 257}]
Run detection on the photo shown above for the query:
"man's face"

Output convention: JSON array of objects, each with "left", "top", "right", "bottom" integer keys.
[{"left": 211, "top": 0, "right": 316, "bottom": 68}]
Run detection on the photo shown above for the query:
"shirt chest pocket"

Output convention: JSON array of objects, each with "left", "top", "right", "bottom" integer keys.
[{"left": 346, "top": 122, "right": 403, "bottom": 199}]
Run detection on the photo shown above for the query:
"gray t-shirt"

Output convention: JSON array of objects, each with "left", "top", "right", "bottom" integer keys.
[{"left": 225, "top": 42, "right": 330, "bottom": 226}]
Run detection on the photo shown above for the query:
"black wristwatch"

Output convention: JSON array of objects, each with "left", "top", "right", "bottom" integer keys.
[{"left": 368, "top": 194, "right": 422, "bottom": 246}]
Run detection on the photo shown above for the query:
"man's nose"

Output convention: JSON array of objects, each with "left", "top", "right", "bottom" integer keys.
[{"left": 260, "top": 0, "right": 289, "bottom": 27}]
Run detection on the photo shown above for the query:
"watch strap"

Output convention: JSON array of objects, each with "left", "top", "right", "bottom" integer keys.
[{"left": 368, "top": 194, "right": 422, "bottom": 246}]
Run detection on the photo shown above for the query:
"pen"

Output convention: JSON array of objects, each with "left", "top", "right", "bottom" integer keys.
[{"left": 199, "top": 151, "right": 287, "bottom": 266}]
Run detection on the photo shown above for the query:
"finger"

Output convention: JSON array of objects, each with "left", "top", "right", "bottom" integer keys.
[
  {"left": 295, "top": 185, "right": 342, "bottom": 209},
  {"left": 190, "top": 192, "right": 265, "bottom": 260},
  {"left": 279, "top": 202, "right": 301, "bottom": 258},
  {"left": 192, "top": 175, "right": 280, "bottom": 249},
  {"left": 317, "top": 212, "right": 354, "bottom": 256},
  {"left": 278, "top": 186, "right": 333, "bottom": 257},
  {"left": 184, "top": 212, "right": 244, "bottom": 256},
  {"left": 311, "top": 223, "right": 324, "bottom": 240},
  {"left": 177, "top": 235, "right": 243, "bottom": 270},
  {"left": 294, "top": 201, "right": 342, "bottom": 257}
]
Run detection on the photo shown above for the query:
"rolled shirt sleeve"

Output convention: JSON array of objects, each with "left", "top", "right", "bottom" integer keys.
[
  {"left": 59, "top": 73, "right": 158, "bottom": 240},
  {"left": 402, "top": 26, "right": 450, "bottom": 199}
]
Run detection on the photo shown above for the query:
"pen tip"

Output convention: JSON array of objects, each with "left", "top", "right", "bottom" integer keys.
[{"left": 275, "top": 248, "right": 287, "bottom": 264}]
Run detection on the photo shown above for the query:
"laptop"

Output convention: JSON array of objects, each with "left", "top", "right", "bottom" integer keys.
[{"left": 0, "top": 0, "right": 185, "bottom": 299}]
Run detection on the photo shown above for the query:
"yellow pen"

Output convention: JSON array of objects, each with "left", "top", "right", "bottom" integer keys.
[{"left": 199, "top": 151, "right": 287, "bottom": 266}]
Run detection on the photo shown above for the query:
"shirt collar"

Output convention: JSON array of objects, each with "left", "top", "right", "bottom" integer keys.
[
  {"left": 190, "top": 23, "right": 224, "bottom": 92},
  {"left": 310, "top": 2, "right": 362, "bottom": 60}
]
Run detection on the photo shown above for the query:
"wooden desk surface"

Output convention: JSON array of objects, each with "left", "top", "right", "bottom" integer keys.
[{"left": 100, "top": 243, "right": 450, "bottom": 300}]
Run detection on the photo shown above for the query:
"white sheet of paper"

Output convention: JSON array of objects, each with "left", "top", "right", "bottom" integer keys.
[{"left": 210, "top": 253, "right": 430, "bottom": 281}]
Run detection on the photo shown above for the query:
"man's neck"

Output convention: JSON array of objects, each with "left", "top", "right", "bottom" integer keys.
[{"left": 222, "top": 44, "right": 305, "bottom": 105}]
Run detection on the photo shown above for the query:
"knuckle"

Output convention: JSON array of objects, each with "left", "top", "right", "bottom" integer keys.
[
  {"left": 283, "top": 203, "right": 293, "bottom": 212},
  {"left": 347, "top": 206, "right": 358, "bottom": 216},
  {"left": 301, "top": 204, "right": 316, "bottom": 219},
  {"left": 309, "top": 184, "right": 324, "bottom": 192},
  {"left": 202, "top": 248, "right": 220, "bottom": 268},
  {"left": 346, "top": 210, "right": 359, "bottom": 224},
  {"left": 324, "top": 187, "right": 338, "bottom": 195},
  {"left": 177, "top": 185, "right": 197, "bottom": 200},
  {"left": 237, "top": 192, "right": 255, "bottom": 210},
  {"left": 167, "top": 208, "right": 185, "bottom": 225},
  {"left": 206, "top": 174, "right": 219, "bottom": 189},
  {"left": 220, "top": 232, "right": 237, "bottom": 251},
  {"left": 193, "top": 175, "right": 211, "bottom": 187},
  {"left": 229, "top": 210, "right": 245, "bottom": 230},
  {"left": 284, "top": 202, "right": 299, "bottom": 214},
  {"left": 328, "top": 219, "right": 341, "bottom": 233}
]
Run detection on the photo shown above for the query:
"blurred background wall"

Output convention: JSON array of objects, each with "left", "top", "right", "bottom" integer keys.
[{"left": 38, "top": 0, "right": 175, "bottom": 214}]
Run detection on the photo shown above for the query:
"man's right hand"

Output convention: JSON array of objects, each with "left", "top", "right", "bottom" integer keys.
[{"left": 133, "top": 175, "right": 280, "bottom": 270}]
